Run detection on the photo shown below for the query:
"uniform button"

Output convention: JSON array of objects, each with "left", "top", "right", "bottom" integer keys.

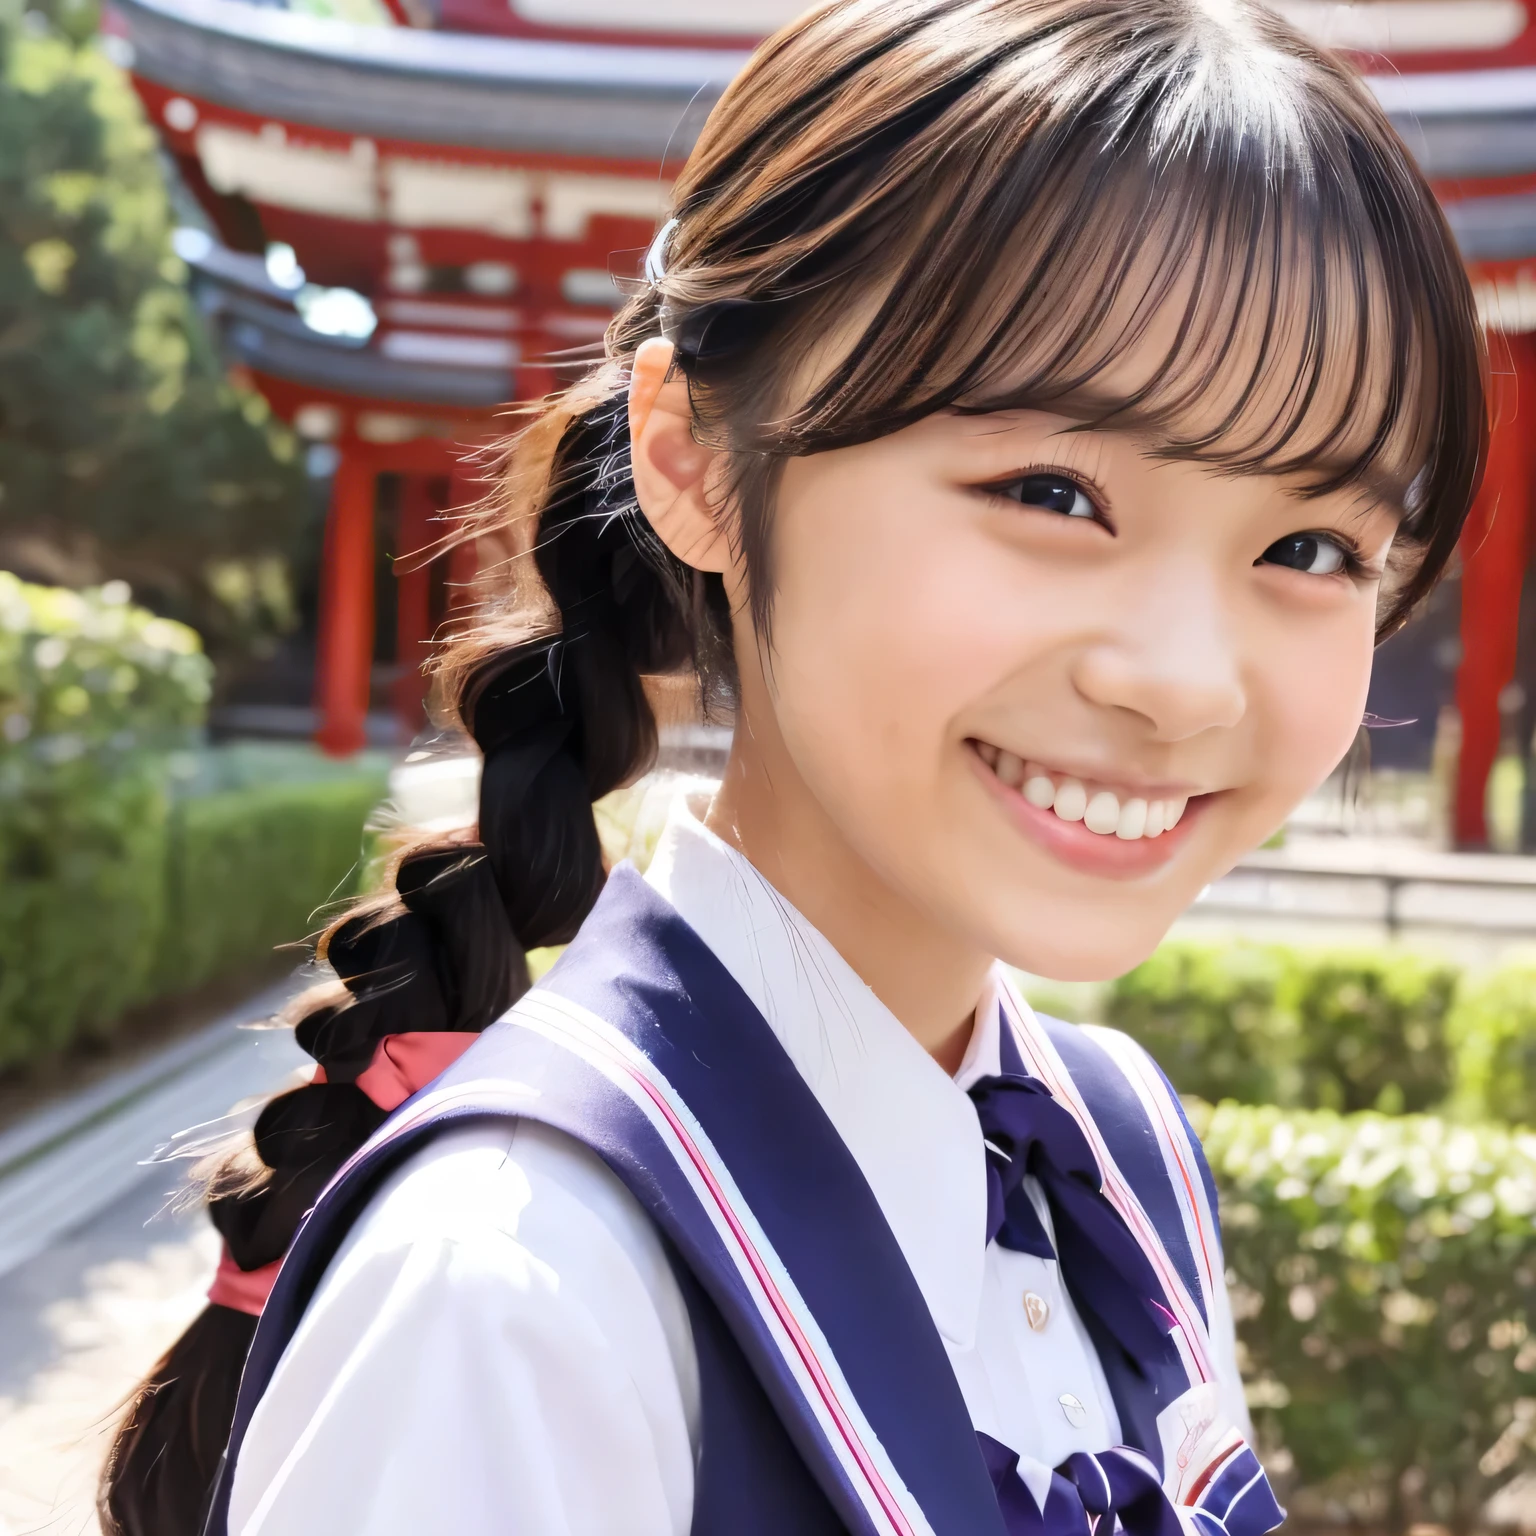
[
  {"left": 1059, "top": 1393, "right": 1087, "bottom": 1428},
  {"left": 1022, "top": 1291, "right": 1050, "bottom": 1331}
]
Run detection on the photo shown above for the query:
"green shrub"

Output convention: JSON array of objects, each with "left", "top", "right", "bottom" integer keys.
[
  {"left": 0, "top": 575, "right": 210, "bottom": 1063},
  {"left": 0, "top": 573, "right": 385, "bottom": 1062},
  {"left": 155, "top": 773, "right": 387, "bottom": 995},
  {"left": 1106, "top": 942, "right": 1459, "bottom": 1115},
  {"left": 1198, "top": 1102, "right": 1536, "bottom": 1532},
  {"left": 0, "top": 759, "right": 385, "bottom": 1069},
  {"left": 0, "top": 573, "right": 211, "bottom": 753},
  {"left": 0, "top": 752, "right": 169, "bottom": 1065},
  {"left": 1103, "top": 941, "right": 1294, "bottom": 1104},
  {"left": 1446, "top": 963, "right": 1536, "bottom": 1129},
  {"left": 1283, "top": 950, "right": 1458, "bottom": 1114},
  {"left": 0, "top": 764, "right": 384, "bottom": 1068}
]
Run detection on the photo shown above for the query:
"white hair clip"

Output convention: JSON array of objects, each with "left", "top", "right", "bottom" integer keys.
[{"left": 645, "top": 218, "right": 679, "bottom": 287}]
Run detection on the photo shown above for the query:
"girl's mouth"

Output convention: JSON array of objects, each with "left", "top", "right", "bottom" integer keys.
[{"left": 967, "top": 738, "right": 1213, "bottom": 878}]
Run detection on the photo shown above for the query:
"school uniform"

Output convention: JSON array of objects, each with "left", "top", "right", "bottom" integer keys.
[{"left": 216, "top": 804, "right": 1281, "bottom": 1536}]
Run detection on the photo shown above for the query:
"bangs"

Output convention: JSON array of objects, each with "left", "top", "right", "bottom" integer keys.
[
  {"left": 938, "top": 154, "right": 1425, "bottom": 505},
  {"left": 642, "top": 0, "right": 1485, "bottom": 635},
  {"left": 776, "top": 68, "right": 1460, "bottom": 520}
]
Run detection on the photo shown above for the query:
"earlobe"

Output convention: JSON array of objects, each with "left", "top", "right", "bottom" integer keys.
[{"left": 628, "top": 337, "right": 731, "bottom": 574}]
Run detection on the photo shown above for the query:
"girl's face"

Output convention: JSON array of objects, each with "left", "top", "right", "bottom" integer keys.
[{"left": 739, "top": 407, "right": 1399, "bottom": 979}]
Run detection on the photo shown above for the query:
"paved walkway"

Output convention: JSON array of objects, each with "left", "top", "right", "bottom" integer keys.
[
  {"left": 0, "top": 1169, "right": 214, "bottom": 1536},
  {"left": 0, "top": 987, "right": 308, "bottom": 1536}
]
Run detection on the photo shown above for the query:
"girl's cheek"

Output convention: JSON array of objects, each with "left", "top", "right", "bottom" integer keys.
[
  {"left": 1252, "top": 608, "right": 1376, "bottom": 810},
  {"left": 775, "top": 473, "right": 1021, "bottom": 744}
]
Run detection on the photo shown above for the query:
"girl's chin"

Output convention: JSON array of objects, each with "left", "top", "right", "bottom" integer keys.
[{"left": 967, "top": 748, "right": 1217, "bottom": 882}]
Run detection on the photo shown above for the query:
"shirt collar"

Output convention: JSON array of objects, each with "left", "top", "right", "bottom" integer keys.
[{"left": 643, "top": 797, "right": 1013, "bottom": 1350}]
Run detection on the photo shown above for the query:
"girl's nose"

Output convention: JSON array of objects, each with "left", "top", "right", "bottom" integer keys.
[{"left": 1069, "top": 588, "right": 1247, "bottom": 741}]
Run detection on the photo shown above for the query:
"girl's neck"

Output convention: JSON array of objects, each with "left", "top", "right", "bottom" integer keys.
[{"left": 704, "top": 727, "right": 992, "bottom": 1077}]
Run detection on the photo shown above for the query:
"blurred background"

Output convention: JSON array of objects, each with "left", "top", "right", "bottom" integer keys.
[{"left": 1, "top": 0, "right": 1535, "bottom": 1531}]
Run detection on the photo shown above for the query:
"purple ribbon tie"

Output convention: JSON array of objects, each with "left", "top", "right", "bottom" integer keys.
[{"left": 968, "top": 1068, "right": 1285, "bottom": 1536}]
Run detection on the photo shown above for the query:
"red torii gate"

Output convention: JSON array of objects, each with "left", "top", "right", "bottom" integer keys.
[
  {"left": 310, "top": 433, "right": 480, "bottom": 757},
  {"left": 1453, "top": 334, "right": 1536, "bottom": 847}
]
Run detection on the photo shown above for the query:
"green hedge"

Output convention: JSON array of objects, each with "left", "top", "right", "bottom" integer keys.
[
  {"left": 1102, "top": 941, "right": 1508, "bottom": 1121},
  {"left": 0, "top": 575, "right": 387, "bottom": 1068},
  {"left": 1, "top": 576, "right": 208, "bottom": 1065},
  {"left": 1285, "top": 951, "right": 1459, "bottom": 1115},
  {"left": 1200, "top": 1102, "right": 1536, "bottom": 1531},
  {"left": 154, "top": 775, "right": 387, "bottom": 998},
  {"left": 1094, "top": 943, "right": 1295, "bottom": 1105},
  {"left": 0, "top": 753, "right": 171, "bottom": 1063},
  {"left": 0, "top": 763, "right": 384, "bottom": 1070},
  {"left": 1446, "top": 963, "right": 1536, "bottom": 1130}
]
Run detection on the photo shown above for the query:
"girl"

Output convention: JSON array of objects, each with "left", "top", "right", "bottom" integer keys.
[{"left": 102, "top": 0, "right": 1485, "bottom": 1532}]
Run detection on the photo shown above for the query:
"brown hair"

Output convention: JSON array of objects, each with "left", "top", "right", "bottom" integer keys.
[{"left": 102, "top": 2, "right": 1484, "bottom": 1529}]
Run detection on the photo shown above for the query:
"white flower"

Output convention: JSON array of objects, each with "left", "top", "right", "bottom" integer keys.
[{"left": 33, "top": 636, "right": 68, "bottom": 670}]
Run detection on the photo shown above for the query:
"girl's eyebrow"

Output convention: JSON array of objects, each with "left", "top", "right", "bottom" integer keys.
[{"left": 1279, "top": 462, "right": 1410, "bottom": 522}]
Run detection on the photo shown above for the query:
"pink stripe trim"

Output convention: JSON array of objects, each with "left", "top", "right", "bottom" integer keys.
[
  {"left": 1123, "top": 1051, "right": 1220, "bottom": 1302},
  {"left": 360, "top": 1019, "right": 916, "bottom": 1535},
  {"left": 998, "top": 987, "right": 1214, "bottom": 1384},
  {"left": 592, "top": 1037, "right": 916, "bottom": 1536}
]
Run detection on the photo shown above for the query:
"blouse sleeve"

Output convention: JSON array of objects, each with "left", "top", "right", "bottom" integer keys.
[{"left": 227, "top": 1120, "right": 701, "bottom": 1536}]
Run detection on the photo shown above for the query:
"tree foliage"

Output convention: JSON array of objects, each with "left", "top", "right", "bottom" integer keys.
[{"left": 0, "top": 1, "right": 307, "bottom": 655}]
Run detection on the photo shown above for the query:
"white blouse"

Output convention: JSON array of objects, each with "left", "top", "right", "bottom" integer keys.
[{"left": 229, "top": 803, "right": 1246, "bottom": 1535}]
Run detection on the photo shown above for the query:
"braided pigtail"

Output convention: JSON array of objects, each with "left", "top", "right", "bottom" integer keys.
[
  {"left": 467, "top": 396, "right": 702, "bottom": 935},
  {"left": 100, "top": 378, "right": 710, "bottom": 1536}
]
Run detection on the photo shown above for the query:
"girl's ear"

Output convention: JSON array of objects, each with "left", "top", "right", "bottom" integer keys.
[{"left": 628, "top": 338, "right": 731, "bottom": 574}]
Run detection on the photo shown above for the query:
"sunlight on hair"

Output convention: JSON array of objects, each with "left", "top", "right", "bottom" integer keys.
[{"left": 1150, "top": 0, "right": 1313, "bottom": 176}]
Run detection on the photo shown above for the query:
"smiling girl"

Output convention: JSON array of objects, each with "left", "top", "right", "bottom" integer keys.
[{"left": 103, "top": 1, "right": 1484, "bottom": 1533}]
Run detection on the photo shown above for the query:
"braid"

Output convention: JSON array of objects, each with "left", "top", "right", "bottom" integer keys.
[
  {"left": 100, "top": 383, "right": 711, "bottom": 1536},
  {"left": 469, "top": 397, "right": 699, "bottom": 948}
]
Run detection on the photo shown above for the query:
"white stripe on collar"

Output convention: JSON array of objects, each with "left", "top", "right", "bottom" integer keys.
[{"left": 642, "top": 799, "right": 991, "bottom": 1350}]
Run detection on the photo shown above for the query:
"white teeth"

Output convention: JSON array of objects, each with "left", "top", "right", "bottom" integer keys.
[
  {"left": 980, "top": 744, "right": 1193, "bottom": 842},
  {"left": 1052, "top": 779, "right": 1087, "bottom": 822},
  {"left": 1084, "top": 791, "right": 1120, "bottom": 835},
  {"left": 1115, "top": 798, "right": 1147, "bottom": 840},
  {"left": 995, "top": 750, "right": 1025, "bottom": 788},
  {"left": 1023, "top": 774, "right": 1056, "bottom": 809}
]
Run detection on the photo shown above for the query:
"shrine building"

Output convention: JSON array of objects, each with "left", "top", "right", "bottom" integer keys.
[{"left": 104, "top": 0, "right": 1536, "bottom": 848}]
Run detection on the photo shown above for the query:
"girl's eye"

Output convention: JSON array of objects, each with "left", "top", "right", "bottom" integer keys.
[
  {"left": 999, "top": 473, "right": 1099, "bottom": 520},
  {"left": 1258, "top": 533, "right": 1351, "bottom": 577}
]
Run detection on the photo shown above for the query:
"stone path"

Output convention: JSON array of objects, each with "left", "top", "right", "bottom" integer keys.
[
  {"left": 0, "top": 985, "right": 308, "bottom": 1536},
  {"left": 0, "top": 1168, "right": 214, "bottom": 1536}
]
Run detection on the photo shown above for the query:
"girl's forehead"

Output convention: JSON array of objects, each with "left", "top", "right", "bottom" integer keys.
[{"left": 952, "top": 222, "right": 1427, "bottom": 496}]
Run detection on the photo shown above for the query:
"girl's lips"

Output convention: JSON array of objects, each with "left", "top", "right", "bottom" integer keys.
[{"left": 967, "top": 743, "right": 1209, "bottom": 879}]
